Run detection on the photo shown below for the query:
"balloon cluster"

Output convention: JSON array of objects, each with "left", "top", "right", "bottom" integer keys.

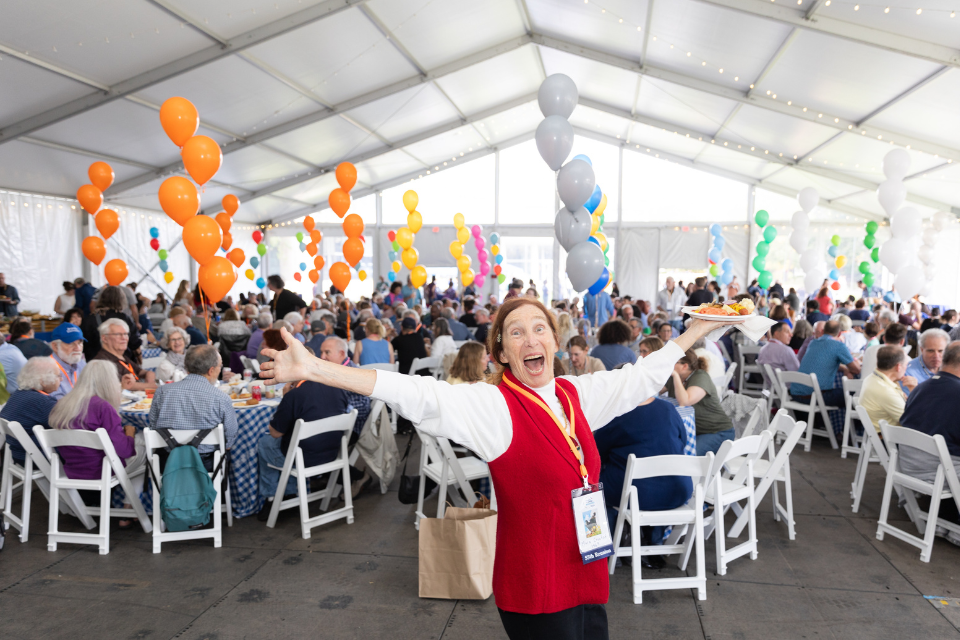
[
  {"left": 877, "top": 149, "right": 928, "bottom": 299},
  {"left": 489, "top": 232, "right": 505, "bottom": 285},
  {"left": 535, "top": 74, "right": 605, "bottom": 292},
  {"left": 917, "top": 212, "right": 954, "bottom": 298},
  {"left": 146, "top": 227, "right": 171, "bottom": 284},
  {"left": 826, "top": 235, "right": 844, "bottom": 291},
  {"left": 708, "top": 224, "right": 735, "bottom": 289},
  {"left": 384, "top": 191, "right": 426, "bottom": 288},
  {"left": 751, "top": 210, "right": 777, "bottom": 290},
  {"left": 792, "top": 187, "right": 826, "bottom": 294},
  {"left": 858, "top": 221, "right": 879, "bottom": 289},
  {"left": 79, "top": 161, "right": 127, "bottom": 285},
  {"left": 448, "top": 213, "right": 479, "bottom": 287},
  {"left": 337, "top": 163, "right": 364, "bottom": 288}
]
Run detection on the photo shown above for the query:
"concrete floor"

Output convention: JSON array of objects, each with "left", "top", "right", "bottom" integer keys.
[{"left": 2, "top": 437, "right": 960, "bottom": 640}]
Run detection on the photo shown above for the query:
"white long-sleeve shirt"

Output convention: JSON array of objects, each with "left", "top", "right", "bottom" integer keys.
[
  {"left": 656, "top": 287, "right": 688, "bottom": 320},
  {"left": 371, "top": 341, "right": 683, "bottom": 461}
]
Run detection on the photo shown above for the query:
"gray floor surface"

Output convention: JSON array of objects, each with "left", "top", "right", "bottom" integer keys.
[{"left": 2, "top": 436, "right": 960, "bottom": 639}]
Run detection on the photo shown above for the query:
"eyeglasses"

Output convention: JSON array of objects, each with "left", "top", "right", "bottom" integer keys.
[{"left": 107, "top": 332, "right": 129, "bottom": 338}]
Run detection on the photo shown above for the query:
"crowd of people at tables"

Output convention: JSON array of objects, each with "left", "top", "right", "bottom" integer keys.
[{"left": 1, "top": 267, "right": 959, "bottom": 543}]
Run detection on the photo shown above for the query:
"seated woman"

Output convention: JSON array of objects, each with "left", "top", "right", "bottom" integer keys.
[
  {"left": 789, "top": 319, "right": 813, "bottom": 352},
  {"left": 638, "top": 336, "right": 664, "bottom": 358},
  {"left": 666, "top": 349, "right": 735, "bottom": 456},
  {"left": 156, "top": 327, "right": 189, "bottom": 383},
  {"left": 447, "top": 342, "right": 489, "bottom": 385},
  {"left": 590, "top": 319, "right": 637, "bottom": 371},
  {"left": 564, "top": 336, "right": 605, "bottom": 376},
  {"left": 0, "top": 357, "right": 62, "bottom": 463},
  {"left": 428, "top": 318, "right": 457, "bottom": 364},
  {"left": 218, "top": 308, "right": 250, "bottom": 337},
  {"left": 137, "top": 300, "right": 158, "bottom": 346},
  {"left": 353, "top": 318, "right": 394, "bottom": 365},
  {"left": 62, "top": 308, "right": 84, "bottom": 327},
  {"left": 9, "top": 317, "right": 52, "bottom": 359},
  {"left": 257, "top": 329, "right": 287, "bottom": 366}
]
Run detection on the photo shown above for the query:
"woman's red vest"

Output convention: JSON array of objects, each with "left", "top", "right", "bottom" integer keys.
[{"left": 489, "top": 370, "right": 609, "bottom": 614}]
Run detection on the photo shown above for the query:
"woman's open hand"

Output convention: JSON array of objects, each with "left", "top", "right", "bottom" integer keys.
[{"left": 260, "top": 328, "right": 314, "bottom": 384}]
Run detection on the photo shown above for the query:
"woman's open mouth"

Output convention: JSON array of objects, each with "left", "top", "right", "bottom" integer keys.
[{"left": 523, "top": 355, "right": 545, "bottom": 374}]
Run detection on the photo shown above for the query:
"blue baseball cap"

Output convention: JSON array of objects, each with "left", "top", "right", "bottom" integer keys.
[{"left": 51, "top": 322, "right": 86, "bottom": 343}]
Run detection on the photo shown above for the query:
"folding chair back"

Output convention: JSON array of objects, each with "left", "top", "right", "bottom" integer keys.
[
  {"left": 240, "top": 355, "right": 261, "bottom": 374},
  {"left": 840, "top": 377, "right": 864, "bottom": 459},
  {"left": 777, "top": 370, "right": 839, "bottom": 451},
  {"left": 738, "top": 344, "right": 764, "bottom": 397},
  {"left": 738, "top": 404, "right": 766, "bottom": 439},
  {"left": 850, "top": 405, "right": 894, "bottom": 514},
  {"left": 409, "top": 356, "right": 441, "bottom": 378},
  {"left": 721, "top": 362, "right": 737, "bottom": 394},
  {"left": 265, "top": 411, "right": 358, "bottom": 538},
  {"left": 360, "top": 362, "right": 399, "bottom": 372},
  {"left": 414, "top": 430, "right": 494, "bottom": 528},
  {"left": 860, "top": 345, "right": 880, "bottom": 380},
  {"left": 877, "top": 423, "right": 960, "bottom": 562}
]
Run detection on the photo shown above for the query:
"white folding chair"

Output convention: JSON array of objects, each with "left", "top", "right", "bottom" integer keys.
[
  {"left": 240, "top": 355, "right": 261, "bottom": 374},
  {"left": 860, "top": 344, "right": 880, "bottom": 380},
  {"left": 414, "top": 431, "right": 496, "bottom": 529},
  {"left": 33, "top": 426, "right": 151, "bottom": 555},
  {"left": 761, "top": 364, "right": 784, "bottom": 413},
  {"left": 360, "top": 364, "right": 400, "bottom": 433},
  {"left": 722, "top": 362, "right": 737, "bottom": 393},
  {"left": 409, "top": 356, "right": 441, "bottom": 379},
  {"left": 265, "top": 411, "right": 357, "bottom": 539},
  {"left": 726, "top": 411, "right": 807, "bottom": 541},
  {"left": 877, "top": 423, "right": 960, "bottom": 563},
  {"left": 839, "top": 378, "right": 864, "bottom": 459},
  {"left": 143, "top": 426, "right": 229, "bottom": 553},
  {"left": 1, "top": 419, "right": 95, "bottom": 543},
  {"left": 776, "top": 370, "right": 840, "bottom": 451},
  {"left": 738, "top": 344, "right": 764, "bottom": 398},
  {"left": 608, "top": 453, "right": 714, "bottom": 604}
]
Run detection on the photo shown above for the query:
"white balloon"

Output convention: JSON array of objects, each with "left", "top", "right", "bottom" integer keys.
[
  {"left": 565, "top": 241, "right": 605, "bottom": 291},
  {"left": 879, "top": 237, "right": 910, "bottom": 274},
  {"left": 799, "top": 248, "right": 820, "bottom": 272},
  {"left": 918, "top": 243, "right": 935, "bottom": 265},
  {"left": 553, "top": 206, "right": 592, "bottom": 251},
  {"left": 895, "top": 265, "right": 924, "bottom": 300},
  {"left": 877, "top": 180, "right": 906, "bottom": 216},
  {"left": 797, "top": 187, "right": 819, "bottom": 214},
  {"left": 921, "top": 281, "right": 934, "bottom": 298},
  {"left": 535, "top": 115, "right": 574, "bottom": 170},
  {"left": 791, "top": 210, "right": 810, "bottom": 231},
  {"left": 922, "top": 226, "right": 938, "bottom": 247},
  {"left": 804, "top": 268, "right": 825, "bottom": 295},
  {"left": 789, "top": 231, "right": 808, "bottom": 253},
  {"left": 538, "top": 74, "right": 579, "bottom": 119},
  {"left": 883, "top": 148, "right": 912, "bottom": 181},
  {"left": 924, "top": 264, "right": 936, "bottom": 281},
  {"left": 556, "top": 159, "right": 596, "bottom": 211},
  {"left": 933, "top": 210, "right": 953, "bottom": 231},
  {"left": 890, "top": 206, "right": 922, "bottom": 239}
]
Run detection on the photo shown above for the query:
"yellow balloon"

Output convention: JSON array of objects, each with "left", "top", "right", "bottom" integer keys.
[
  {"left": 396, "top": 226, "right": 414, "bottom": 250},
  {"left": 491, "top": 245, "right": 499, "bottom": 256},
  {"left": 457, "top": 254, "right": 472, "bottom": 273},
  {"left": 453, "top": 212, "right": 465, "bottom": 229},
  {"left": 594, "top": 193, "right": 607, "bottom": 217},
  {"left": 358, "top": 270, "right": 367, "bottom": 281},
  {"left": 403, "top": 190, "right": 418, "bottom": 213},
  {"left": 164, "top": 272, "right": 174, "bottom": 284},
  {"left": 449, "top": 241, "right": 463, "bottom": 259},
  {"left": 411, "top": 265, "right": 427, "bottom": 288},
  {"left": 461, "top": 268, "right": 475, "bottom": 287},
  {"left": 835, "top": 255, "right": 846, "bottom": 268},
  {"left": 244, "top": 268, "right": 255, "bottom": 281},
  {"left": 595, "top": 232, "right": 608, "bottom": 253},
  {"left": 407, "top": 210, "right": 422, "bottom": 233},
  {"left": 392, "top": 261, "right": 401, "bottom": 273},
  {"left": 401, "top": 247, "right": 419, "bottom": 270},
  {"left": 590, "top": 214, "right": 600, "bottom": 235},
  {"left": 457, "top": 226, "right": 470, "bottom": 244}
]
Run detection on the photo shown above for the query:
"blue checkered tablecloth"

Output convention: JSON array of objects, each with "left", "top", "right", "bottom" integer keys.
[
  {"left": 660, "top": 396, "right": 697, "bottom": 455},
  {"left": 119, "top": 400, "right": 280, "bottom": 518},
  {"left": 142, "top": 347, "right": 162, "bottom": 359}
]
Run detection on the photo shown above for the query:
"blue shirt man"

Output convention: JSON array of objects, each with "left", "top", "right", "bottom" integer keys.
[
  {"left": 902, "top": 329, "right": 949, "bottom": 392},
  {"left": 584, "top": 291, "right": 614, "bottom": 327},
  {"left": 791, "top": 328, "right": 854, "bottom": 398},
  {"left": 0, "top": 341, "right": 28, "bottom": 393},
  {"left": 73, "top": 279, "right": 96, "bottom": 316}
]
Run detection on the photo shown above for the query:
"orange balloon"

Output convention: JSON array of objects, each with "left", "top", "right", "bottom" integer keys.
[
  {"left": 221, "top": 231, "right": 232, "bottom": 251},
  {"left": 160, "top": 97, "right": 199, "bottom": 147},
  {"left": 95, "top": 209, "right": 119, "bottom": 240},
  {"left": 197, "top": 256, "right": 235, "bottom": 303},
  {"left": 104, "top": 259, "right": 128, "bottom": 286},
  {"left": 336, "top": 162, "right": 357, "bottom": 192},
  {"left": 222, "top": 194, "right": 239, "bottom": 215},
  {"left": 158, "top": 176, "right": 199, "bottom": 226},
  {"left": 82, "top": 236, "right": 106, "bottom": 265},
  {"left": 329, "top": 188, "right": 350, "bottom": 218},
  {"left": 215, "top": 211, "right": 232, "bottom": 233},
  {"left": 329, "top": 261, "right": 351, "bottom": 293},
  {"left": 183, "top": 215, "right": 222, "bottom": 265},
  {"left": 308, "top": 269, "right": 319, "bottom": 284},
  {"left": 181, "top": 135, "right": 222, "bottom": 186},
  {"left": 306, "top": 243, "right": 318, "bottom": 257},
  {"left": 227, "top": 248, "right": 245, "bottom": 268},
  {"left": 342, "top": 213, "right": 364, "bottom": 239},
  {"left": 343, "top": 237, "right": 364, "bottom": 267},
  {"left": 314, "top": 256, "right": 325, "bottom": 270},
  {"left": 294, "top": 272, "right": 302, "bottom": 283},
  {"left": 303, "top": 215, "right": 315, "bottom": 232},
  {"left": 401, "top": 247, "right": 419, "bottom": 270},
  {"left": 88, "top": 162, "right": 114, "bottom": 192},
  {"left": 76, "top": 184, "right": 102, "bottom": 214},
  {"left": 310, "top": 229, "right": 322, "bottom": 244}
]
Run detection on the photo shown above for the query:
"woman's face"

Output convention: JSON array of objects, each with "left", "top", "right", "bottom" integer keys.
[
  {"left": 168, "top": 332, "right": 186, "bottom": 354},
  {"left": 658, "top": 324, "right": 672, "bottom": 342},
  {"left": 673, "top": 361, "right": 689, "bottom": 376},
  {"left": 499, "top": 305, "right": 557, "bottom": 388},
  {"left": 569, "top": 346, "right": 586, "bottom": 368},
  {"left": 68, "top": 313, "right": 82, "bottom": 326},
  {"left": 639, "top": 344, "right": 653, "bottom": 358}
]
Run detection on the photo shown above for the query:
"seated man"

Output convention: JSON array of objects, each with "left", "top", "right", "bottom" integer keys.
[
  {"left": 473, "top": 307, "right": 491, "bottom": 344},
  {"left": 441, "top": 308, "right": 472, "bottom": 341},
  {"left": 245, "top": 311, "right": 272, "bottom": 358},
  {"left": 318, "top": 336, "right": 371, "bottom": 433},
  {"left": 392, "top": 317, "right": 429, "bottom": 375},
  {"left": 0, "top": 357, "right": 61, "bottom": 463},
  {"left": 904, "top": 328, "right": 948, "bottom": 389},
  {"left": 9, "top": 318, "right": 52, "bottom": 359},
  {"left": 859, "top": 345, "right": 915, "bottom": 433},
  {"left": 175, "top": 313, "right": 208, "bottom": 347},
  {"left": 757, "top": 321, "right": 799, "bottom": 387},
  {"left": 797, "top": 321, "right": 825, "bottom": 362},
  {"left": 0, "top": 329, "right": 29, "bottom": 393},
  {"left": 192, "top": 306, "right": 219, "bottom": 342},
  {"left": 284, "top": 311, "right": 306, "bottom": 343},
  {"left": 790, "top": 320, "right": 860, "bottom": 436},
  {"left": 460, "top": 298, "right": 478, "bottom": 328},
  {"left": 805, "top": 299, "right": 830, "bottom": 325},
  {"left": 849, "top": 298, "right": 871, "bottom": 322},
  {"left": 49, "top": 322, "right": 87, "bottom": 399},
  {"left": 92, "top": 318, "right": 157, "bottom": 391},
  {"left": 304, "top": 318, "right": 333, "bottom": 354},
  {"left": 148, "top": 345, "right": 238, "bottom": 469}
]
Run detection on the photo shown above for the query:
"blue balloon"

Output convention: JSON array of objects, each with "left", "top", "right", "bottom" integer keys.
[
  {"left": 490, "top": 232, "right": 500, "bottom": 245},
  {"left": 299, "top": 242, "right": 306, "bottom": 252},
  {"left": 587, "top": 236, "right": 601, "bottom": 247},
  {"left": 149, "top": 227, "right": 160, "bottom": 239},
  {"left": 827, "top": 245, "right": 839, "bottom": 258},
  {"left": 250, "top": 257, "right": 259, "bottom": 268},
  {"left": 388, "top": 251, "right": 398, "bottom": 262},
  {"left": 584, "top": 185, "right": 602, "bottom": 213},
  {"left": 158, "top": 260, "right": 168, "bottom": 272},
  {"left": 299, "top": 262, "right": 306, "bottom": 271},
  {"left": 495, "top": 254, "right": 504, "bottom": 265},
  {"left": 713, "top": 236, "right": 726, "bottom": 251},
  {"left": 721, "top": 258, "right": 734, "bottom": 272},
  {"left": 256, "top": 277, "right": 266, "bottom": 289},
  {"left": 719, "top": 271, "right": 733, "bottom": 286},
  {"left": 587, "top": 268, "right": 610, "bottom": 295},
  {"left": 573, "top": 154, "right": 592, "bottom": 166},
  {"left": 710, "top": 223, "right": 722, "bottom": 237},
  {"left": 387, "top": 271, "right": 396, "bottom": 282},
  {"left": 708, "top": 248, "right": 722, "bottom": 264},
  {"left": 829, "top": 269, "right": 840, "bottom": 280}
]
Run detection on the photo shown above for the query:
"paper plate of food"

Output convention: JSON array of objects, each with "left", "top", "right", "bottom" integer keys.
[{"left": 682, "top": 298, "right": 755, "bottom": 321}]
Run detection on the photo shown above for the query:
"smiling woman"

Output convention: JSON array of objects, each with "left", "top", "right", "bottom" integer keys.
[{"left": 259, "top": 299, "right": 735, "bottom": 640}]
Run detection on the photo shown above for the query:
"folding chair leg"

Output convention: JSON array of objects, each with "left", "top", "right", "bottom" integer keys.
[
  {"left": 47, "top": 463, "right": 60, "bottom": 552},
  {"left": 414, "top": 472, "right": 427, "bottom": 530},
  {"left": 98, "top": 480, "right": 111, "bottom": 555},
  {"left": 747, "top": 484, "right": 758, "bottom": 560},
  {"left": 715, "top": 503, "right": 727, "bottom": 576},
  {"left": 695, "top": 503, "right": 706, "bottom": 600},
  {"left": 19, "top": 457, "right": 33, "bottom": 543},
  {"left": 630, "top": 494, "right": 642, "bottom": 604},
  {"left": 266, "top": 458, "right": 294, "bottom": 529},
  {"left": 784, "top": 468, "right": 796, "bottom": 541},
  {"left": 296, "top": 462, "right": 311, "bottom": 539},
  {"left": 320, "top": 467, "right": 340, "bottom": 512},
  {"left": 876, "top": 458, "right": 896, "bottom": 542}
]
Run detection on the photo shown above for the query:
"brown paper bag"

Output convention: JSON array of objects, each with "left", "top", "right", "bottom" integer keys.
[{"left": 418, "top": 507, "right": 497, "bottom": 600}]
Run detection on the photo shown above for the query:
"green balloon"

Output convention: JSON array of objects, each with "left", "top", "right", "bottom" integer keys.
[
  {"left": 831, "top": 234, "right": 841, "bottom": 247},
  {"left": 863, "top": 234, "right": 876, "bottom": 249},
  {"left": 871, "top": 247, "right": 880, "bottom": 263},
  {"left": 157, "top": 249, "right": 168, "bottom": 260},
  {"left": 755, "top": 209, "right": 769, "bottom": 227},
  {"left": 257, "top": 243, "right": 267, "bottom": 256},
  {"left": 709, "top": 264, "right": 720, "bottom": 277},
  {"left": 866, "top": 221, "right": 879, "bottom": 235},
  {"left": 863, "top": 273, "right": 875, "bottom": 287},
  {"left": 758, "top": 270, "right": 773, "bottom": 290},
  {"left": 392, "top": 240, "right": 400, "bottom": 251},
  {"left": 604, "top": 255, "right": 610, "bottom": 267},
  {"left": 599, "top": 213, "right": 605, "bottom": 229},
  {"left": 752, "top": 255, "right": 766, "bottom": 272},
  {"left": 296, "top": 232, "right": 304, "bottom": 243},
  {"left": 497, "top": 273, "right": 506, "bottom": 284},
  {"left": 858, "top": 261, "right": 871, "bottom": 274},
  {"left": 763, "top": 226, "right": 777, "bottom": 243},
  {"left": 756, "top": 241, "right": 770, "bottom": 257}
]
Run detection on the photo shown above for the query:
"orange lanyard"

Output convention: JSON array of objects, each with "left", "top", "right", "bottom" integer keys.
[
  {"left": 51, "top": 357, "right": 77, "bottom": 389},
  {"left": 502, "top": 376, "right": 588, "bottom": 486},
  {"left": 117, "top": 359, "right": 138, "bottom": 381}
]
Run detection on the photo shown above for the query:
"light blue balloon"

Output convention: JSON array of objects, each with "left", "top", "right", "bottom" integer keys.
[
  {"left": 829, "top": 269, "right": 840, "bottom": 280},
  {"left": 828, "top": 245, "right": 839, "bottom": 258},
  {"left": 387, "top": 271, "right": 396, "bottom": 282},
  {"left": 490, "top": 232, "right": 500, "bottom": 245},
  {"left": 250, "top": 257, "right": 259, "bottom": 268},
  {"left": 708, "top": 248, "right": 722, "bottom": 264},
  {"left": 149, "top": 227, "right": 160, "bottom": 239},
  {"left": 572, "top": 154, "right": 592, "bottom": 166},
  {"left": 256, "top": 277, "right": 266, "bottom": 289},
  {"left": 719, "top": 271, "right": 733, "bottom": 286},
  {"left": 158, "top": 260, "right": 168, "bottom": 272},
  {"left": 584, "top": 185, "right": 602, "bottom": 214},
  {"left": 713, "top": 236, "right": 726, "bottom": 251},
  {"left": 388, "top": 251, "right": 398, "bottom": 262},
  {"left": 587, "top": 236, "right": 601, "bottom": 247},
  {"left": 495, "top": 254, "right": 504, "bottom": 265},
  {"left": 721, "top": 258, "right": 734, "bottom": 272},
  {"left": 587, "top": 268, "right": 610, "bottom": 295},
  {"left": 299, "top": 262, "right": 306, "bottom": 271},
  {"left": 710, "top": 223, "right": 722, "bottom": 236},
  {"left": 299, "top": 242, "right": 306, "bottom": 252}
]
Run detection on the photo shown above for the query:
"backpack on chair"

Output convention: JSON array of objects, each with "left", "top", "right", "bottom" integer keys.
[{"left": 146, "top": 428, "right": 224, "bottom": 532}]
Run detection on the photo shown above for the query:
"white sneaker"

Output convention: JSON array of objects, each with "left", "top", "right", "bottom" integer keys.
[
  {"left": 936, "top": 525, "right": 948, "bottom": 538},
  {"left": 946, "top": 531, "right": 960, "bottom": 547}
]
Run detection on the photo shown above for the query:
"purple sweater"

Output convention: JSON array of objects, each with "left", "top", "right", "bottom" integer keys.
[{"left": 59, "top": 396, "right": 135, "bottom": 480}]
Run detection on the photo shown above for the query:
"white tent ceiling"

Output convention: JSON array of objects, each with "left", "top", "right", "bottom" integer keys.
[{"left": 1, "top": 0, "right": 958, "bottom": 224}]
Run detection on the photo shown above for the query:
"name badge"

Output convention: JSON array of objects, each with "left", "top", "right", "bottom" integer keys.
[{"left": 571, "top": 483, "right": 614, "bottom": 564}]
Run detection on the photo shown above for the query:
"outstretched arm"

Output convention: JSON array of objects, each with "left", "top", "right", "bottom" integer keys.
[{"left": 261, "top": 328, "right": 377, "bottom": 396}]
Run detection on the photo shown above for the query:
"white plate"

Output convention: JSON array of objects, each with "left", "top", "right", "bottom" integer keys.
[{"left": 682, "top": 307, "right": 752, "bottom": 322}]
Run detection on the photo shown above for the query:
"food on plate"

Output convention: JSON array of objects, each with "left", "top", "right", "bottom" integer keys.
[
  {"left": 229, "top": 391, "right": 253, "bottom": 400},
  {"left": 692, "top": 299, "right": 754, "bottom": 316},
  {"left": 244, "top": 398, "right": 259, "bottom": 406}
]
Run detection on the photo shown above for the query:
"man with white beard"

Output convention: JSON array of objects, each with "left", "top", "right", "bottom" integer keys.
[{"left": 48, "top": 322, "right": 87, "bottom": 399}]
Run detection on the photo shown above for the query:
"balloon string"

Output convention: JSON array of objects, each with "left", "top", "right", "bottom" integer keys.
[{"left": 199, "top": 284, "right": 210, "bottom": 343}]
